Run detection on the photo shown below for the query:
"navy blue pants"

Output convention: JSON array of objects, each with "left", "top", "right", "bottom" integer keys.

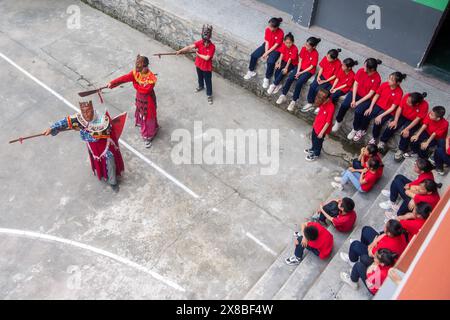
[
  {"left": 331, "top": 89, "right": 346, "bottom": 104},
  {"left": 350, "top": 262, "right": 374, "bottom": 295},
  {"left": 307, "top": 75, "right": 332, "bottom": 103},
  {"left": 249, "top": 43, "right": 280, "bottom": 79},
  {"left": 311, "top": 129, "right": 325, "bottom": 157},
  {"left": 294, "top": 236, "right": 320, "bottom": 259},
  {"left": 348, "top": 226, "right": 378, "bottom": 263},
  {"left": 281, "top": 69, "right": 313, "bottom": 101},
  {"left": 196, "top": 67, "right": 213, "bottom": 96},
  {"left": 410, "top": 131, "right": 437, "bottom": 159},
  {"left": 352, "top": 159, "right": 364, "bottom": 169},
  {"left": 273, "top": 61, "right": 296, "bottom": 86},
  {"left": 434, "top": 139, "right": 450, "bottom": 170},
  {"left": 398, "top": 124, "right": 421, "bottom": 152},
  {"left": 380, "top": 116, "right": 412, "bottom": 143},
  {"left": 389, "top": 174, "right": 412, "bottom": 216},
  {"left": 335, "top": 93, "right": 371, "bottom": 124},
  {"left": 353, "top": 104, "right": 387, "bottom": 132}
]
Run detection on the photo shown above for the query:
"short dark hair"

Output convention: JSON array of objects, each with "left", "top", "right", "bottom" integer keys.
[
  {"left": 304, "top": 225, "right": 319, "bottom": 241},
  {"left": 341, "top": 197, "right": 355, "bottom": 212},
  {"left": 415, "top": 202, "right": 432, "bottom": 219},
  {"left": 317, "top": 87, "right": 331, "bottom": 98},
  {"left": 367, "top": 158, "right": 382, "bottom": 171},
  {"left": 432, "top": 106, "right": 446, "bottom": 119}
]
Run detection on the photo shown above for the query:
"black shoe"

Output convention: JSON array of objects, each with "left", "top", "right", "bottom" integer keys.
[
  {"left": 195, "top": 87, "right": 205, "bottom": 93},
  {"left": 110, "top": 184, "right": 120, "bottom": 193},
  {"left": 208, "top": 96, "right": 213, "bottom": 105}
]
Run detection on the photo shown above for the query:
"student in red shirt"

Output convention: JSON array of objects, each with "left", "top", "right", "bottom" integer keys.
[
  {"left": 305, "top": 88, "right": 334, "bottom": 161},
  {"left": 350, "top": 72, "right": 406, "bottom": 142},
  {"left": 379, "top": 92, "right": 429, "bottom": 156},
  {"left": 329, "top": 58, "right": 358, "bottom": 104},
  {"left": 433, "top": 135, "right": 450, "bottom": 175},
  {"left": 301, "top": 48, "right": 342, "bottom": 113},
  {"left": 380, "top": 158, "right": 434, "bottom": 211},
  {"left": 285, "top": 221, "right": 334, "bottom": 265},
  {"left": 276, "top": 36, "right": 321, "bottom": 112},
  {"left": 388, "top": 202, "right": 432, "bottom": 239},
  {"left": 396, "top": 179, "right": 442, "bottom": 216},
  {"left": 267, "top": 33, "right": 298, "bottom": 95},
  {"left": 332, "top": 58, "right": 382, "bottom": 133},
  {"left": 177, "top": 25, "right": 216, "bottom": 104},
  {"left": 244, "top": 17, "right": 284, "bottom": 89},
  {"left": 407, "top": 106, "right": 449, "bottom": 159},
  {"left": 312, "top": 197, "right": 357, "bottom": 233},
  {"left": 332, "top": 158, "right": 383, "bottom": 192},
  {"left": 348, "top": 143, "right": 383, "bottom": 174},
  {"left": 341, "top": 248, "right": 397, "bottom": 295}
]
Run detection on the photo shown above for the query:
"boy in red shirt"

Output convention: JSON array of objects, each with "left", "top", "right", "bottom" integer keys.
[
  {"left": 312, "top": 197, "right": 357, "bottom": 233},
  {"left": 285, "top": 221, "right": 334, "bottom": 265},
  {"left": 305, "top": 88, "right": 334, "bottom": 161},
  {"left": 177, "top": 25, "right": 216, "bottom": 104},
  {"left": 406, "top": 106, "right": 448, "bottom": 159}
]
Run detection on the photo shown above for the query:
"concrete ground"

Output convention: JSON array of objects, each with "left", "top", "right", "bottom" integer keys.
[{"left": 0, "top": 0, "right": 349, "bottom": 299}]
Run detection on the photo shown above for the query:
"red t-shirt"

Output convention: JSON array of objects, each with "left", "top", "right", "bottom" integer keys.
[
  {"left": 361, "top": 170, "right": 379, "bottom": 192},
  {"left": 414, "top": 193, "right": 440, "bottom": 209},
  {"left": 264, "top": 27, "right": 284, "bottom": 52},
  {"left": 319, "top": 57, "right": 342, "bottom": 80},
  {"left": 334, "top": 68, "right": 355, "bottom": 93},
  {"left": 333, "top": 210, "right": 356, "bottom": 232},
  {"left": 423, "top": 113, "right": 449, "bottom": 139},
  {"left": 278, "top": 43, "right": 299, "bottom": 65},
  {"left": 194, "top": 40, "right": 215, "bottom": 72},
  {"left": 408, "top": 171, "right": 434, "bottom": 187},
  {"left": 366, "top": 264, "right": 390, "bottom": 295},
  {"left": 354, "top": 68, "right": 381, "bottom": 97},
  {"left": 372, "top": 234, "right": 407, "bottom": 256},
  {"left": 306, "top": 222, "right": 334, "bottom": 259},
  {"left": 400, "top": 218, "right": 426, "bottom": 239},
  {"left": 361, "top": 153, "right": 384, "bottom": 178},
  {"left": 400, "top": 94, "right": 429, "bottom": 121},
  {"left": 375, "top": 82, "right": 403, "bottom": 111},
  {"left": 313, "top": 99, "right": 335, "bottom": 136},
  {"left": 299, "top": 46, "right": 319, "bottom": 74}
]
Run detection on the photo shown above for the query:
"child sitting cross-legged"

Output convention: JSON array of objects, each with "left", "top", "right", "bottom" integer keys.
[{"left": 311, "top": 197, "right": 357, "bottom": 233}]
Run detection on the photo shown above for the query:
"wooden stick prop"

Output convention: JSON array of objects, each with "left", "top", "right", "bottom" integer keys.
[
  {"left": 78, "top": 86, "right": 108, "bottom": 103},
  {"left": 9, "top": 129, "right": 71, "bottom": 144},
  {"left": 153, "top": 51, "right": 196, "bottom": 59}
]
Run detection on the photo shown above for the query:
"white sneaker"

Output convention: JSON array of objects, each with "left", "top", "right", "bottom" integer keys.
[
  {"left": 353, "top": 130, "right": 366, "bottom": 142},
  {"left": 332, "top": 122, "right": 341, "bottom": 133},
  {"left": 314, "top": 107, "right": 320, "bottom": 115},
  {"left": 262, "top": 78, "right": 270, "bottom": 89},
  {"left": 287, "top": 101, "right": 296, "bottom": 112},
  {"left": 368, "top": 137, "right": 376, "bottom": 145},
  {"left": 276, "top": 94, "right": 287, "bottom": 105},
  {"left": 300, "top": 103, "right": 314, "bottom": 113},
  {"left": 285, "top": 256, "right": 301, "bottom": 266},
  {"left": 381, "top": 190, "right": 390, "bottom": 197},
  {"left": 334, "top": 176, "right": 342, "bottom": 183},
  {"left": 340, "top": 272, "right": 358, "bottom": 290},
  {"left": 378, "top": 141, "right": 386, "bottom": 152},
  {"left": 331, "top": 182, "right": 344, "bottom": 191},
  {"left": 340, "top": 252, "right": 355, "bottom": 267},
  {"left": 379, "top": 201, "right": 393, "bottom": 210},
  {"left": 347, "top": 129, "right": 357, "bottom": 140},
  {"left": 244, "top": 70, "right": 257, "bottom": 80},
  {"left": 273, "top": 84, "right": 282, "bottom": 94},
  {"left": 267, "top": 84, "right": 276, "bottom": 95},
  {"left": 385, "top": 211, "right": 397, "bottom": 221}
]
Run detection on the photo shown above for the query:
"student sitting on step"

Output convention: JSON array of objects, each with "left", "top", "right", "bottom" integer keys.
[
  {"left": 300, "top": 48, "right": 342, "bottom": 113},
  {"left": 244, "top": 17, "right": 284, "bottom": 89},
  {"left": 432, "top": 135, "right": 450, "bottom": 175},
  {"left": 397, "top": 106, "right": 448, "bottom": 160},
  {"left": 340, "top": 248, "right": 397, "bottom": 295},
  {"left": 304, "top": 88, "right": 335, "bottom": 161},
  {"left": 395, "top": 179, "right": 441, "bottom": 216},
  {"left": 350, "top": 143, "right": 383, "bottom": 173},
  {"left": 285, "top": 221, "right": 333, "bottom": 265},
  {"left": 331, "top": 158, "right": 383, "bottom": 193},
  {"left": 385, "top": 202, "right": 432, "bottom": 239},
  {"left": 380, "top": 92, "right": 428, "bottom": 155},
  {"left": 379, "top": 158, "right": 435, "bottom": 212},
  {"left": 328, "top": 58, "right": 358, "bottom": 105},
  {"left": 276, "top": 36, "right": 321, "bottom": 112},
  {"left": 340, "top": 219, "right": 408, "bottom": 268},
  {"left": 311, "top": 197, "right": 356, "bottom": 233}
]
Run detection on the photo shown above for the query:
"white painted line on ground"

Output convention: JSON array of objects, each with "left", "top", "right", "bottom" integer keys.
[
  {"left": 245, "top": 232, "right": 277, "bottom": 256},
  {"left": 0, "top": 227, "right": 186, "bottom": 292},
  {"left": 0, "top": 51, "right": 200, "bottom": 199}
]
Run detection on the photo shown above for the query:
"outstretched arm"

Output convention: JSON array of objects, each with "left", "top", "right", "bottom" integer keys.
[
  {"left": 108, "top": 71, "right": 134, "bottom": 89},
  {"left": 43, "top": 117, "right": 70, "bottom": 136}
]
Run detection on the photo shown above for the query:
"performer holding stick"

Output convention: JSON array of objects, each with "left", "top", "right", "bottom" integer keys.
[
  {"left": 177, "top": 24, "right": 215, "bottom": 105},
  {"left": 42, "top": 101, "right": 125, "bottom": 191},
  {"left": 107, "top": 55, "right": 158, "bottom": 148}
]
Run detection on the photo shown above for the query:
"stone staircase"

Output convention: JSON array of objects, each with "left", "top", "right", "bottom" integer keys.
[{"left": 244, "top": 152, "right": 415, "bottom": 300}]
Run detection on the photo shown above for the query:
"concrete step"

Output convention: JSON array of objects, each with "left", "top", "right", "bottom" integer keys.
[{"left": 302, "top": 155, "right": 416, "bottom": 300}]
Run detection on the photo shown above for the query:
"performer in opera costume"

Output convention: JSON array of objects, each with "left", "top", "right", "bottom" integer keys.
[
  {"left": 107, "top": 55, "right": 158, "bottom": 148},
  {"left": 43, "top": 101, "right": 125, "bottom": 191}
]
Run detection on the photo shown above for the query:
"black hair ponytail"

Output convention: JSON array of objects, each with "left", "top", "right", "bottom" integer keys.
[
  {"left": 307, "top": 36, "right": 321, "bottom": 47},
  {"left": 423, "top": 179, "right": 442, "bottom": 193},
  {"left": 343, "top": 58, "right": 358, "bottom": 68},
  {"left": 328, "top": 48, "right": 341, "bottom": 60},
  {"left": 409, "top": 92, "right": 427, "bottom": 105},
  {"left": 365, "top": 58, "right": 382, "bottom": 71},
  {"left": 284, "top": 32, "right": 294, "bottom": 42},
  {"left": 269, "top": 17, "right": 283, "bottom": 28},
  {"left": 416, "top": 158, "right": 434, "bottom": 173},
  {"left": 377, "top": 248, "right": 398, "bottom": 266},
  {"left": 415, "top": 202, "right": 432, "bottom": 220},
  {"left": 366, "top": 143, "right": 379, "bottom": 156},
  {"left": 386, "top": 219, "right": 408, "bottom": 238},
  {"left": 391, "top": 71, "right": 407, "bottom": 83}
]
